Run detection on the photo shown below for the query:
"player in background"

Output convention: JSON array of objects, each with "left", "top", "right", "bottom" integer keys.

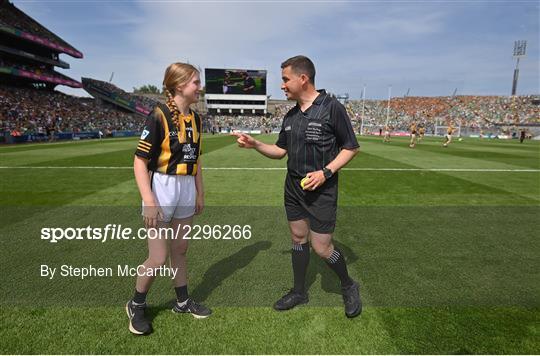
[
  {"left": 443, "top": 123, "right": 455, "bottom": 147},
  {"left": 418, "top": 126, "right": 425, "bottom": 142},
  {"left": 383, "top": 125, "right": 391, "bottom": 143},
  {"left": 409, "top": 122, "right": 417, "bottom": 148}
]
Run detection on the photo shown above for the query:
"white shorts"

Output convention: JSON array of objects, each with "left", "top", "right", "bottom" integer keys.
[
  {"left": 142, "top": 171, "right": 196, "bottom": 222},
  {"left": 446, "top": 134, "right": 452, "bottom": 140}
]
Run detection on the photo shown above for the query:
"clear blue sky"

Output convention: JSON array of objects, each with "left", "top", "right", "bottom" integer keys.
[{"left": 14, "top": 0, "right": 540, "bottom": 99}]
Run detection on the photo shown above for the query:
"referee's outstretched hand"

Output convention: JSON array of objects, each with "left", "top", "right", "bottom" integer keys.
[{"left": 231, "top": 132, "right": 257, "bottom": 149}]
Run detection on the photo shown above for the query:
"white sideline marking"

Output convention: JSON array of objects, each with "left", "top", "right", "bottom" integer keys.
[
  {"left": 0, "top": 166, "right": 538, "bottom": 172},
  {"left": 0, "top": 137, "right": 135, "bottom": 149}
]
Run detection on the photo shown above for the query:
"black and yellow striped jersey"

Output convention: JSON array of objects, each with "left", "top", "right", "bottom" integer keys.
[{"left": 135, "top": 103, "right": 202, "bottom": 175}]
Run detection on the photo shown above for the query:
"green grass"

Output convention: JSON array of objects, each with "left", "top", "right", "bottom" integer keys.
[{"left": 0, "top": 134, "right": 539, "bottom": 354}]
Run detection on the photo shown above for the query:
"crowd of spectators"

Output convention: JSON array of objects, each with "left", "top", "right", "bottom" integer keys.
[
  {"left": 205, "top": 114, "right": 285, "bottom": 133},
  {"left": 207, "top": 95, "right": 538, "bottom": 135},
  {"left": 204, "top": 102, "right": 295, "bottom": 133},
  {"left": 345, "top": 95, "right": 539, "bottom": 133},
  {"left": 2, "top": 82, "right": 538, "bottom": 142},
  {"left": 1, "top": 85, "right": 141, "bottom": 139}
]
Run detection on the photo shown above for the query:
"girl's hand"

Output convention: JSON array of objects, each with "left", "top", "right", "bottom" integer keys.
[
  {"left": 195, "top": 193, "right": 204, "bottom": 215},
  {"left": 142, "top": 199, "right": 163, "bottom": 228}
]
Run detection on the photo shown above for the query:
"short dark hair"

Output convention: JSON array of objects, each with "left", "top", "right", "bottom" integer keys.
[{"left": 281, "top": 55, "right": 315, "bottom": 85}]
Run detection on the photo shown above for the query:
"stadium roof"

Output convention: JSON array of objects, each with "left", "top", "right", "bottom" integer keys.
[{"left": 0, "top": 0, "right": 83, "bottom": 58}]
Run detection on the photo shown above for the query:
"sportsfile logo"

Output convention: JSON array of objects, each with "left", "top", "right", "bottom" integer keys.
[
  {"left": 40, "top": 224, "right": 252, "bottom": 243},
  {"left": 41, "top": 225, "right": 152, "bottom": 243}
]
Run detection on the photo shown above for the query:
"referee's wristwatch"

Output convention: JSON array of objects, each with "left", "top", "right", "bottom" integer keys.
[{"left": 322, "top": 167, "right": 333, "bottom": 180}]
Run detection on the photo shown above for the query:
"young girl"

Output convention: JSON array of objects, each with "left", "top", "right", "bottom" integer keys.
[{"left": 126, "top": 62, "right": 210, "bottom": 335}]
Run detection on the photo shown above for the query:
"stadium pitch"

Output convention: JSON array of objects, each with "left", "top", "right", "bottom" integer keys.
[{"left": 0, "top": 134, "right": 538, "bottom": 354}]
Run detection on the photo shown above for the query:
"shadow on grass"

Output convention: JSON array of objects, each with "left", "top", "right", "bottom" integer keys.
[
  {"left": 146, "top": 240, "right": 272, "bottom": 319},
  {"left": 191, "top": 240, "right": 272, "bottom": 301}
]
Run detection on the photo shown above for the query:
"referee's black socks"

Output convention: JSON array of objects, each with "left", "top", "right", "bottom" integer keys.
[
  {"left": 325, "top": 248, "right": 353, "bottom": 288},
  {"left": 292, "top": 242, "right": 310, "bottom": 294}
]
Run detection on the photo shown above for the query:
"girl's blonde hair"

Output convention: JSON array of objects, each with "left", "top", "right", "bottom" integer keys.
[
  {"left": 162, "top": 62, "right": 199, "bottom": 96},
  {"left": 162, "top": 62, "right": 199, "bottom": 128}
]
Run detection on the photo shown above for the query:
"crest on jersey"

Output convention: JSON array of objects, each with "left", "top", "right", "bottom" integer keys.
[{"left": 140, "top": 129, "right": 150, "bottom": 140}]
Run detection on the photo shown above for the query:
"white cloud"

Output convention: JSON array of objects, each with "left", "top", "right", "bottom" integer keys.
[{"left": 19, "top": 1, "right": 534, "bottom": 99}]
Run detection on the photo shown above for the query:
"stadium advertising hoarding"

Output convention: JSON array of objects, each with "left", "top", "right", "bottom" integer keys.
[{"left": 205, "top": 68, "right": 266, "bottom": 95}]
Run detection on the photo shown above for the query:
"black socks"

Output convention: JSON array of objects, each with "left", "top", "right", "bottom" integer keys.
[
  {"left": 133, "top": 290, "right": 147, "bottom": 304},
  {"left": 292, "top": 242, "right": 310, "bottom": 294},
  {"left": 175, "top": 285, "right": 189, "bottom": 303},
  {"left": 325, "top": 248, "right": 353, "bottom": 288}
]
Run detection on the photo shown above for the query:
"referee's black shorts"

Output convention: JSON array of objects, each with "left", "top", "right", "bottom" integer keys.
[{"left": 284, "top": 173, "right": 338, "bottom": 234}]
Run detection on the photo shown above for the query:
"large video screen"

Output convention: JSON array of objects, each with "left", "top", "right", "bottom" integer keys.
[{"left": 205, "top": 68, "right": 266, "bottom": 95}]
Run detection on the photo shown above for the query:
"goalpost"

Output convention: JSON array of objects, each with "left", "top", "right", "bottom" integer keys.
[
  {"left": 358, "top": 122, "right": 379, "bottom": 135},
  {"left": 434, "top": 118, "right": 461, "bottom": 137}
]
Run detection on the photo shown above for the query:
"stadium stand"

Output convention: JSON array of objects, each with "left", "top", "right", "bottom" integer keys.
[
  {"left": 0, "top": 84, "right": 142, "bottom": 143},
  {"left": 346, "top": 95, "right": 540, "bottom": 136},
  {"left": 0, "top": 0, "right": 82, "bottom": 58},
  {"left": 0, "top": 0, "right": 146, "bottom": 144},
  {"left": 207, "top": 96, "right": 538, "bottom": 137},
  {"left": 1, "top": 0, "right": 82, "bottom": 89},
  {"left": 82, "top": 78, "right": 157, "bottom": 117}
]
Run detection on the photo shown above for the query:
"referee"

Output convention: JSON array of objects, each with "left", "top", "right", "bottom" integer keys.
[{"left": 233, "top": 55, "right": 361, "bottom": 318}]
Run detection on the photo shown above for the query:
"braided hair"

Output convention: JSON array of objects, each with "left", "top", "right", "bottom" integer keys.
[{"left": 164, "top": 88, "right": 182, "bottom": 130}]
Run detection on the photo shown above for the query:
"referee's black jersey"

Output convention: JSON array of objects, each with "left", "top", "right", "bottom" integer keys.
[
  {"left": 276, "top": 90, "right": 359, "bottom": 179},
  {"left": 135, "top": 103, "right": 202, "bottom": 176}
]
